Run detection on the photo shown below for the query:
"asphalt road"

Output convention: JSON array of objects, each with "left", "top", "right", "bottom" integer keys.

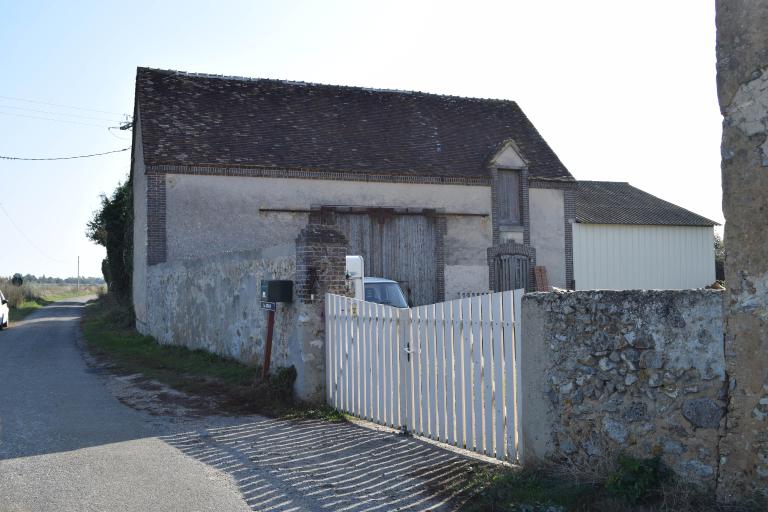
[
  {"left": 0, "top": 298, "right": 474, "bottom": 512},
  {"left": 0, "top": 298, "right": 250, "bottom": 512}
]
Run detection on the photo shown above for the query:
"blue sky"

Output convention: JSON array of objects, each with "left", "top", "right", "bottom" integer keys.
[{"left": 0, "top": 0, "right": 722, "bottom": 277}]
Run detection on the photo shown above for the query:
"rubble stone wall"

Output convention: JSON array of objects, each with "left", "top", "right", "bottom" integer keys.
[
  {"left": 716, "top": 0, "right": 768, "bottom": 499},
  {"left": 521, "top": 290, "right": 725, "bottom": 484},
  {"left": 142, "top": 224, "right": 351, "bottom": 402}
]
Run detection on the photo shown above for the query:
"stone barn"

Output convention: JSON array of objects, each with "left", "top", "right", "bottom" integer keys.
[{"left": 129, "top": 67, "right": 576, "bottom": 397}]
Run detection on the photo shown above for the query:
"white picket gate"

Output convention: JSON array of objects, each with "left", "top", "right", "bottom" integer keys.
[{"left": 325, "top": 290, "right": 524, "bottom": 463}]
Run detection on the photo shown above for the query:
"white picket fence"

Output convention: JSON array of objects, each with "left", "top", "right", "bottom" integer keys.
[{"left": 325, "top": 290, "right": 523, "bottom": 463}]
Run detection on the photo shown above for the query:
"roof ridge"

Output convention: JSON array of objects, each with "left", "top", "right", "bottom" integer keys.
[{"left": 136, "top": 66, "right": 520, "bottom": 104}]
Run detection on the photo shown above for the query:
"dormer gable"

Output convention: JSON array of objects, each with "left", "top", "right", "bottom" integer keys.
[{"left": 489, "top": 140, "right": 528, "bottom": 169}]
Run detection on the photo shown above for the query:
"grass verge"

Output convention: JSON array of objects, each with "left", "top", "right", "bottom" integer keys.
[
  {"left": 458, "top": 467, "right": 597, "bottom": 512},
  {"left": 6, "top": 284, "right": 105, "bottom": 323},
  {"left": 10, "top": 297, "right": 54, "bottom": 322},
  {"left": 82, "top": 297, "right": 345, "bottom": 421}
]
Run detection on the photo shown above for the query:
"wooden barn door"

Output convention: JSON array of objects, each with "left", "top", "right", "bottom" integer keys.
[{"left": 331, "top": 209, "right": 438, "bottom": 306}]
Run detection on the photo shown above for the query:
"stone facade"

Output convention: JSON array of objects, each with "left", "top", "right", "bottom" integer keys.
[
  {"left": 521, "top": 290, "right": 726, "bottom": 484},
  {"left": 145, "top": 249, "right": 296, "bottom": 366},
  {"left": 134, "top": 171, "right": 496, "bottom": 308},
  {"left": 140, "top": 224, "right": 351, "bottom": 402},
  {"left": 716, "top": 1, "right": 768, "bottom": 500}
]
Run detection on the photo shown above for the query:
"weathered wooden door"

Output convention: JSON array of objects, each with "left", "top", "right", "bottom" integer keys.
[
  {"left": 330, "top": 210, "right": 438, "bottom": 306},
  {"left": 494, "top": 254, "right": 529, "bottom": 292}
]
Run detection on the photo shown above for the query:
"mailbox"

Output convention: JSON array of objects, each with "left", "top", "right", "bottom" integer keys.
[{"left": 260, "top": 280, "right": 293, "bottom": 303}]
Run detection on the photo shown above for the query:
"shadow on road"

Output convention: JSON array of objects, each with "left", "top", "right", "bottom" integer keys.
[
  {"left": 0, "top": 299, "right": 478, "bottom": 511},
  {"left": 162, "top": 418, "right": 476, "bottom": 511}
]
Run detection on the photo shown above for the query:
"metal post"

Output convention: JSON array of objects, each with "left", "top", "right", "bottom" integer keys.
[
  {"left": 398, "top": 307, "right": 412, "bottom": 433},
  {"left": 77, "top": 256, "right": 80, "bottom": 294},
  {"left": 261, "top": 309, "right": 276, "bottom": 381}
]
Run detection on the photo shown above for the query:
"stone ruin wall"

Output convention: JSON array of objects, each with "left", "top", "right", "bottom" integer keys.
[
  {"left": 521, "top": 289, "right": 726, "bottom": 484},
  {"left": 716, "top": 0, "right": 768, "bottom": 499}
]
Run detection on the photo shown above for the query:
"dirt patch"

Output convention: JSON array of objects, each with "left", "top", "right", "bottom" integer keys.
[{"left": 76, "top": 325, "right": 257, "bottom": 417}]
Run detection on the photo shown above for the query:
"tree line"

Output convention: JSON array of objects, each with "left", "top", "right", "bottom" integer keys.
[{"left": 9, "top": 274, "right": 104, "bottom": 285}]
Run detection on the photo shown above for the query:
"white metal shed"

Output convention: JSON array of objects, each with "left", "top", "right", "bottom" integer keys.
[{"left": 573, "top": 181, "right": 717, "bottom": 290}]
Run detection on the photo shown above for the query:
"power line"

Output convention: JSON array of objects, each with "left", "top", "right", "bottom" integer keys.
[
  {"left": 0, "top": 104, "right": 125, "bottom": 123},
  {"left": 0, "top": 147, "right": 130, "bottom": 161},
  {"left": 0, "top": 110, "right": 111, "bottom": 128},
  {"left": 0, "top": 94, "right": 124, "bottom": 115},
  {"left": 107, "top": 127, "right": 132, "bottom": 141},
  {"left": 0, "top": 202, "right": 69, "bottom": 264}
]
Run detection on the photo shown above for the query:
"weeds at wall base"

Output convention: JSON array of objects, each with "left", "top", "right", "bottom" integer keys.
[
  {"left": 82, "top": 296, "right": 345, "bottom": 422},
  {"left": 458, "top": 455, "right": 766, "bottom": 512}
]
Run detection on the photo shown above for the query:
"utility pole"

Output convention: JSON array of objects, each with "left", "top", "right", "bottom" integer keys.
[{"left": 77, "top": 256, "right": 80, "bottom": 294}]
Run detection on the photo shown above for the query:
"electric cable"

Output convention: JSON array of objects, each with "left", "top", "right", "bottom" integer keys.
[
  {"left": 0, "top": 110, "right": 112, "bottom": 128},
  {"left": 0, "top": 202, "right": 69, "bottom": 264},
  {"left": 0, "top": 94, "right": 123, "bottom": 115},
  {"left": 0, "top": 104, "right": 125, "bottom": 123},
  {"left": 0, "top": 147, "right": 130, "bottom": 161}
]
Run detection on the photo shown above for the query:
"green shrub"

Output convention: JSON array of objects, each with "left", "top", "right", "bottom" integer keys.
[
  {"left": 606, "top": 453, "right": 668, "bottom": 505},
  {"left": 86, "top": 177, "right": 133, "bottom": 308}
]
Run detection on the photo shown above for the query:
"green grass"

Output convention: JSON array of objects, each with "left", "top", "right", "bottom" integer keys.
[
  {"left": 458, "top": 464, "right": 768, "bottom": 512},
  {"left": 9, "top": 297, "right": 54, "bottom": 322},
  {"left": 81, "top": 298, "right": 346, "bottom": 421},
  {"left": 7, "top": 284, "right": 106, "bottom": 323},
  {"left": 83, "top": 300, "right": 258, "bottom": 390},
  {"left": 37, "top": 285, "right": 105, "bottom": 302},
  {"left": 459, "top": 468, "right": 597, "bottom": 512},
  {"left": 283, "top": 404, "right": 348, "bottom": 422}
]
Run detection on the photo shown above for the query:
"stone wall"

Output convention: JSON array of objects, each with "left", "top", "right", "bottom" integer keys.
[
  {"left": 141, "top": 224, "right": 350, "bottom": 402},
  {"left": 145, "top": 248, "right": 297, "bottom": 367},
  {"left": 716, "top": 1, "right": 768, "bottom": 499},
  {"left": 521, "top": 290, "right": 726, "bottom": 484}
]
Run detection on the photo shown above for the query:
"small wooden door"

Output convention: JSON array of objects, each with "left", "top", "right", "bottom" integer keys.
[{"left": 494, "top": 254, "right": 529, "bottom": 292}]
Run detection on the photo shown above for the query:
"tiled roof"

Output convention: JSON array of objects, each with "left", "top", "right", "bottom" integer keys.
[
  {"left": 576, "top": 181, "right": 718, "bottom": 226},
  {"left": 134, "top": 67, "right": 573, "bottom": 181}
]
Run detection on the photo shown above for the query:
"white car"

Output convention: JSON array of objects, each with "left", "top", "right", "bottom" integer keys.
[
  {"left": 0, "top": 290, "right": 8, "bottom": 329},
  {"left": 363, "top": 277, "right": 409, "bottom": 308}
]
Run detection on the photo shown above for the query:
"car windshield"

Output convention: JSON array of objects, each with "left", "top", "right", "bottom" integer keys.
[{"left": 364, "top": 282, "right": 408, "bottom": 308}]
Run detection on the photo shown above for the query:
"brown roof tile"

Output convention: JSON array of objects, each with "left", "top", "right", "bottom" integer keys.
[{"left": 135, "top": 67, "right": 574, "bottom": 181}]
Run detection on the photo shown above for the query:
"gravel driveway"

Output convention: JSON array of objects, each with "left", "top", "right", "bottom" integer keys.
[{"left": 0, "top": 298, "right": 477, "bottom": 511}]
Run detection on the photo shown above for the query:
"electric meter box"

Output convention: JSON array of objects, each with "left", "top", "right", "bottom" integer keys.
[{"left": 260, "top": 280, "right": 293, "bottom": 303}]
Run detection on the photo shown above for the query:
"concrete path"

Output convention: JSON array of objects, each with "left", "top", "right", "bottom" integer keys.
[{"left": 0, "top": 299, "right": 475, "bottom": 511}]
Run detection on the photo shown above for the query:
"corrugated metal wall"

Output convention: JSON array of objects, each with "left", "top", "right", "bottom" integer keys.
[{"left": 573, "top": 224, "right": 715, "bottom": 290}]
